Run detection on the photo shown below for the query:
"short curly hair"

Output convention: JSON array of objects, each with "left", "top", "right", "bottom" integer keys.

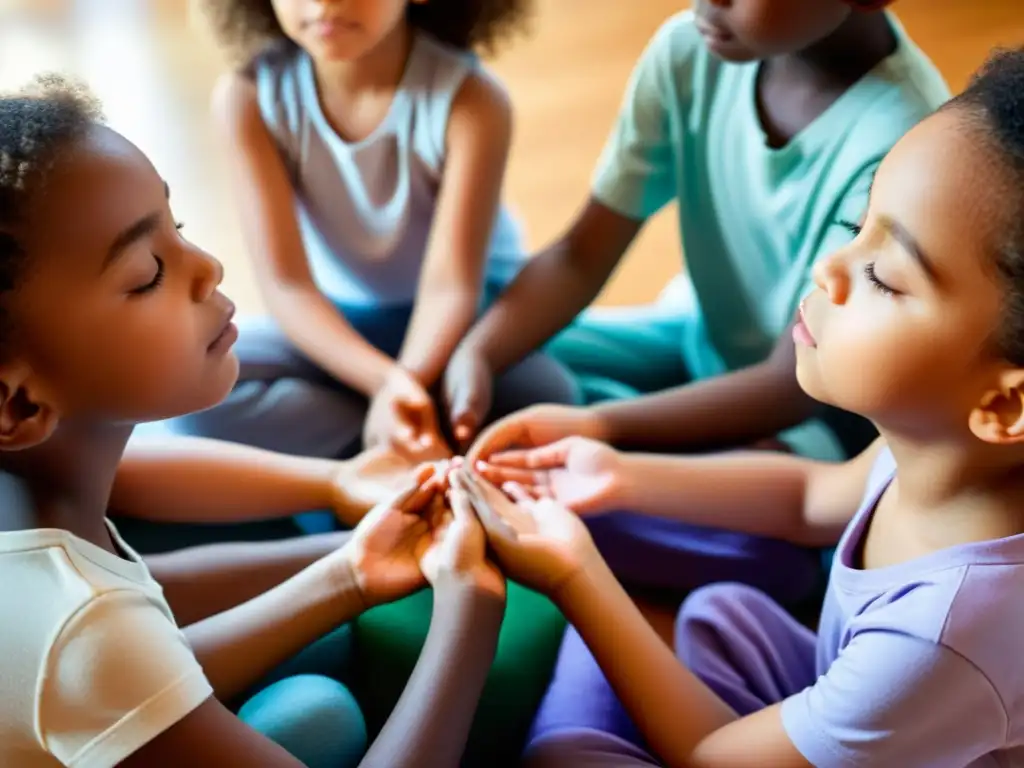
[
  {"left": 944, "top": 47, "right": 1024, "bottom": 366},
  {"left": 0, "top": 75, "right": 103, "bottom": 350},
  {"left": 200, "top": 0, "right": 532, "bottom": 64}
]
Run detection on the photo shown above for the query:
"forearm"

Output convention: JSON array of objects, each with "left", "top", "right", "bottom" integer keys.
[
  {"left": 149, "top": 530, "right": 351, "bottom": 626},
  {"left": 361, "top": 581, "right": 504, "bottom": 768},
  {"left": 557, "top": 559, "right": 737, "bottom": 767},
  {"left": 183, "top": 547, "right": 362, "bottom": 701},
  {"left": 616, "top": 451, "right": 818, "bottom": 542},
  {"left": 464, "top": 240, "right": 610, "bottom": 374},
  {"left": 594, "top": 357, "right": 818, "bottom": 451},
  {"left": 113, "top": 435, "right": 336, "bottom": 523},
  {"left": 399, "top": 286, "right": 478, "bottom": 387},
  {"left": 268, "top": 283, "right": 395, "bottom": 396}
]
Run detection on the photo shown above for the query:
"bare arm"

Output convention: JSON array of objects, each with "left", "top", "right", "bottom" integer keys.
[
  {"left": 212, "top": 72, "right": 394, "bottom": 396},
  {"left": 614, "top": 438, "right": 883, "bottom": 546},
  {"left": 146, "top": 531, "right": 351, "bottom": 627},
  {"left": 461, "top": 199, "right": 641, "bottom": 374},
  {"left": 120, "top": 574, "right": 503, "bottom": 768},
  {"left": 113, "top": 435, "right": 336, "bottom": 523},
  {"left": 554, "top": 559, "right": 811, "bottom": 768},
  {"left": 593, "top": 319, "right": 820, "bottom": 451},
  {"left": 398, "top": 73, "right": 512, "bottom": 387}
]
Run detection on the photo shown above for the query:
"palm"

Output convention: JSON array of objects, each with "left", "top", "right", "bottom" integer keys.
[
  {"left": 351, "top": 505, "right": 426, "bottom": 605},
  {"left": 547, "top": 442, "right": 619, "bottom": 511},
  {"left": 339, "top": 447, "right": 420, "bottom": 514}
]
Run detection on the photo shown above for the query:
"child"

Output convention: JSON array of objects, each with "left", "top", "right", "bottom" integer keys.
[
  {"left": 454, "top": 0, "right": 951, "bottom": 604},
  {"left": 160, "top": 0, "right": 578, "bottom": 461},
  {"left": 0, "top": 76, "right": 505, "bottom": 767},
  {"left": 468, "top": 46, "right": 1024, "bottom": 766}
]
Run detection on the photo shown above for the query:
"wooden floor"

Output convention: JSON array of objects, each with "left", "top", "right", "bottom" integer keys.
[{"left": 1, "top": 0, "right": 1021, "bottom": 315}]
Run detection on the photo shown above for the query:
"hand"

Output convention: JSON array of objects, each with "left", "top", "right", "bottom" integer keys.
[
  {"left": 342, "top": 468, "right": 443, "bottom": 609},
  {"left": 443, "top": 343, "right": 493, "bottom": 451},
  {"left": 417, "top": 475, "right": 506, "bottom": 601},
  {"left": 466, "top": 404, "right": 608, "bottom": 465},
  {"left": 364, "top": 366, "right": 450, "bottom": 462},
  {"left": 330, "top": 445, "right": 425, "bottom": 524},
  {"left": 454, "top": 469, "right": 598, "bottom": 599},
  {"left": 477, "top": 437, "right": 624, "bottom": 515}
]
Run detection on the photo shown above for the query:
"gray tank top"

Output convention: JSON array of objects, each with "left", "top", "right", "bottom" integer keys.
[{"left": 254, "top": 32, "right": 524, "bottom": 308}]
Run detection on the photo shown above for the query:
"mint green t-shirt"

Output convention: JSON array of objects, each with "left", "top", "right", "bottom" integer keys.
[{"left": 592, "top": 12, "right": 949, "bottom": 456}]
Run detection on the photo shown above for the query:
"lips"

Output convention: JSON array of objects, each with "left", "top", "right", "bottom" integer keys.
[
  {"left": 208, "top": 300, "right": 237, "bottom": 353},
  {"left": 793, "top": 301, "right": 817, "bottom": 348},
  {"left": 695, "top": 18, "right": 733, "bottom": 44}
]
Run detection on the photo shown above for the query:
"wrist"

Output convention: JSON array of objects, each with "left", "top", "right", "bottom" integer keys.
[
  {"left": 433, "top": 568, "right": 506, "bottom": 605},
  {"left": 582, "top": 404, "right": 615, "bottom": 443},
  {"left": 551, "top": 555, "right": 613, "bottom": 618}
]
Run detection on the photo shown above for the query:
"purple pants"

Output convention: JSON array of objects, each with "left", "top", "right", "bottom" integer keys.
[
  {"left": 523, "top": 583, "right": 818, "bottom": 766},
  {"left": 587, "top": 511, "right": 821, "bottom": 605}
]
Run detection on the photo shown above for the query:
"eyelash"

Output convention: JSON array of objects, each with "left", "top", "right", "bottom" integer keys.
[
  {"left": 839, "top": 219, "right": 863, "bottom": 236},
  {"left": 864, "top": 261, "right": 896, "bottom": 296},
  {"left": 130, "top": 256, "right": 165, "bottom": 295}
]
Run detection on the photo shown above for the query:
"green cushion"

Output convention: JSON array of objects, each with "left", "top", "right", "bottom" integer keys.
[{"left": 351, "top": 583, "right": 566, "bottom": 768}]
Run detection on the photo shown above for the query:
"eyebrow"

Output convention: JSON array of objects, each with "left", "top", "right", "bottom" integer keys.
[
  {"left": 102, "top": 181, "right": 171, "bottom": 270},
  {"left": 883, "top": 217, "right": 938, "bottom": 282}
]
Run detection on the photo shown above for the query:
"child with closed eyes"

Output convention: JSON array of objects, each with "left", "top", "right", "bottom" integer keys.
[
  {"left": 0, "top": 76, "right": 505, "bottom": 768},
  {"left": 469, "top": 47, "right": 1024, "bottom": 767}
]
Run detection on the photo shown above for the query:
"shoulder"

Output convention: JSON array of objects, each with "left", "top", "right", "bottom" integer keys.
[
  {"left": 215, "top": 45, "right": 306, "bottom": 144},
  {"left": 39, "top": 589, "right": 212, "bottom": 766},
  {"left": 446, "top": 70, "right": 512, "bottom": 147}
]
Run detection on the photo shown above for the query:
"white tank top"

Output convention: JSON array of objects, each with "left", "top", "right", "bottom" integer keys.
[{"left": 254, "top": 32, "right": 525, "bottom": 308}]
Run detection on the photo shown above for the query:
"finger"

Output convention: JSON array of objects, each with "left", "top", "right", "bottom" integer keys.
[
  {"left": 490, "top": 440, "right": 572, "bottom": 470},
  {"left": 398, "top": 481, "right": 440, "bottom": 515},
  {"left": 448, "top": 480, "right": 476, "bottom": 523},
  {"left": 475, "top": 461, "right": 543, "bottom": 487},
  {"left": 503, "top": 481, "right": 536, "bottom": 504},
  {"left": 465, "top": 418, "right": 528, "bottom": 464},
  {"left": 453, "top": 470, "right": 517, "bottom": 538}
]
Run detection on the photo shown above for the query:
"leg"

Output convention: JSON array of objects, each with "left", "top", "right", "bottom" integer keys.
[
  {"left": 164, "top": 315, "right": 367, "bottom": 459},
  {"left": 488, "top": 350, "right": 583, "bottom": 419},
  {"left": 675, "top": 583, "right": 818, "bottom": 715},
  {"left": 587, "top": 513, "right": 822, "bottom": 606},
  {"left": 238, "top": 674, "right": 367, "bottom": 768},
  {"left": 546, "top": 304, "right": 688, "bottom": 403}
]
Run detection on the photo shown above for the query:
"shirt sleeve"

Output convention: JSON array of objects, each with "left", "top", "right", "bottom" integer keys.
[
  {"left": 780, "top": 630, "right": 1007, "bottom": 767},
  {"left": 38, "top": 589, "right": 214, "bottom": 768},
  {"left": 590, "top": 18, "right": 683, "bottom": 221}
]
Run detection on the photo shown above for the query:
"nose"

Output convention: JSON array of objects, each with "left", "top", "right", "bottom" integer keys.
[
  {"left": 190, "top": 246, "right": 225, "bottom": 303},
  {"left": 812, "top": 251, "right": 850, "bottom": 305}
]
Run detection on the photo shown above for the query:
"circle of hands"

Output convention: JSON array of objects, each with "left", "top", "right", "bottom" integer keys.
[{"left": 344, "top": 406, "right": 625, "bottom": 608}]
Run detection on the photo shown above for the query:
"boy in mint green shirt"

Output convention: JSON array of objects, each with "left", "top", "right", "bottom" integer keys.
[{"left": 445, "top": 1, "right": 950, "bottom": 603}]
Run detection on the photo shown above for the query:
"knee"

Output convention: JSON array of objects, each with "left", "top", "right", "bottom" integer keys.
[
  {"left": 675, "top": 583, "right": 767, "bottom": 648},
  {"left": 491, "top": 353, "right": 583, "bottom": 416},
  {"left": 524, "top": 730, "right": 657, "bottom": 767},
  {"left": 238, "top": 674, "right": 367, "bottom": 768}
]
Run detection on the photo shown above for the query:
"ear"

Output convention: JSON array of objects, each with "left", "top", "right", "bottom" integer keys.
[
  {"left": 0, "top": 363, "right": 60, "bottom": 451},
  {"left": 969, "top": 369, "right": 1024, "bottom": 446}
]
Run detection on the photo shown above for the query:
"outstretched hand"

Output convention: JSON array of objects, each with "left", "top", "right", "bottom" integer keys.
[
  {"left": 452, "top": 469, "right": 599, "bottom": 600},
  {"left": 476, "top": 436, "right": 624, "bottom": 515}
]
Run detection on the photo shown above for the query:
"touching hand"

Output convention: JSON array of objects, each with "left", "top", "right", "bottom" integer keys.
[
  {"left": 364, "top": 366, "right": 450, "bottom": 462},
  {"left": 330, "top": 446, "right": 426, "bottom": 524},
  {"left": 342, "top": 466, "right": 444, "bottom": 609},
  {"left": 417, "top": 472, "right": 506, "bottom": 601},
  {"left": 476, "top": 436, "right": 624, "bottom": 515},
  {"left": 466, "top": 404, "right": 607, "bottom": 465},
  {"left": 454, "top": 469, "right": 598, "bottom": 599},
  {"left": 443, "top": 344, "right": 493, "bottom": 451}
]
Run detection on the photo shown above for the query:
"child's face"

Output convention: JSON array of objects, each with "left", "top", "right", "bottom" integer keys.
[
  {"left": 796, "top": 109, "right": 1017, "bottom": 436},
  {"left": 272, "top": 0, "right": 420, "bottom": 62},
  {"left": 692, "top": 0, "right": 854, "bottom": 62},
  {"left": 6, "top": 126, "right": 239, "bottom": 429}
]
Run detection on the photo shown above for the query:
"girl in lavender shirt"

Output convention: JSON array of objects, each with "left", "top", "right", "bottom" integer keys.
[{"left": 466, "top": 47, "right": 1024, "bottom": 767}]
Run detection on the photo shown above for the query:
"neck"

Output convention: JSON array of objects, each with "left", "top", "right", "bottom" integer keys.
[
  {"left": 0, "top": 422, "right": 132, "bottom": 543},
  {"left": 313, "top": 21, "right": 413, "bottom": 96},
  {"left": 771, "top": 11, "right": 897, "bottom": 85},
  {"left": 881, "top": 428, "right": 1024, "bottom": 518}
]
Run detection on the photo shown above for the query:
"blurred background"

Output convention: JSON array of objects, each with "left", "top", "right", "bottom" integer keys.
[{"left": 1, "top": 0, "right": 1021, "bottom": 316}]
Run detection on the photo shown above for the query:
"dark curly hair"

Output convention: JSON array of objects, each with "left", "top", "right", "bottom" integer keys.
[
  {"left": 0, "top": 75, "right": 103, "bottom": 351},
  {"left": 944, "top": 47, "right": 1024, "bottom": 366},
  {"left": 200, "top": 0, "right": 532, "bottom": 64}
]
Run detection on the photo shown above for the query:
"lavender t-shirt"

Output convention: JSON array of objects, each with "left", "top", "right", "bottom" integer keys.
[{"left": 780, "top": 447, "right": 1024, "bottom": 766}]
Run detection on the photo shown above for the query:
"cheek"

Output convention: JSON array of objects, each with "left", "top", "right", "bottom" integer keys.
[{"left": 737, "top": 2, "right": 847, "bottom": 53}]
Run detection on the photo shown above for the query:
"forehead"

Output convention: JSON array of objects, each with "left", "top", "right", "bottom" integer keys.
[
  {"left": 872, "top": 109, "right": 1011, "bottom": 279},
  {"left": 24, "top": 126, "right": 163, "bottom": 265}
]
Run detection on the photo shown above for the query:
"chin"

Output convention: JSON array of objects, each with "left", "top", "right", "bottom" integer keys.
[{"left": 795, "top": 359, "right": 831, "bottom": 408}]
